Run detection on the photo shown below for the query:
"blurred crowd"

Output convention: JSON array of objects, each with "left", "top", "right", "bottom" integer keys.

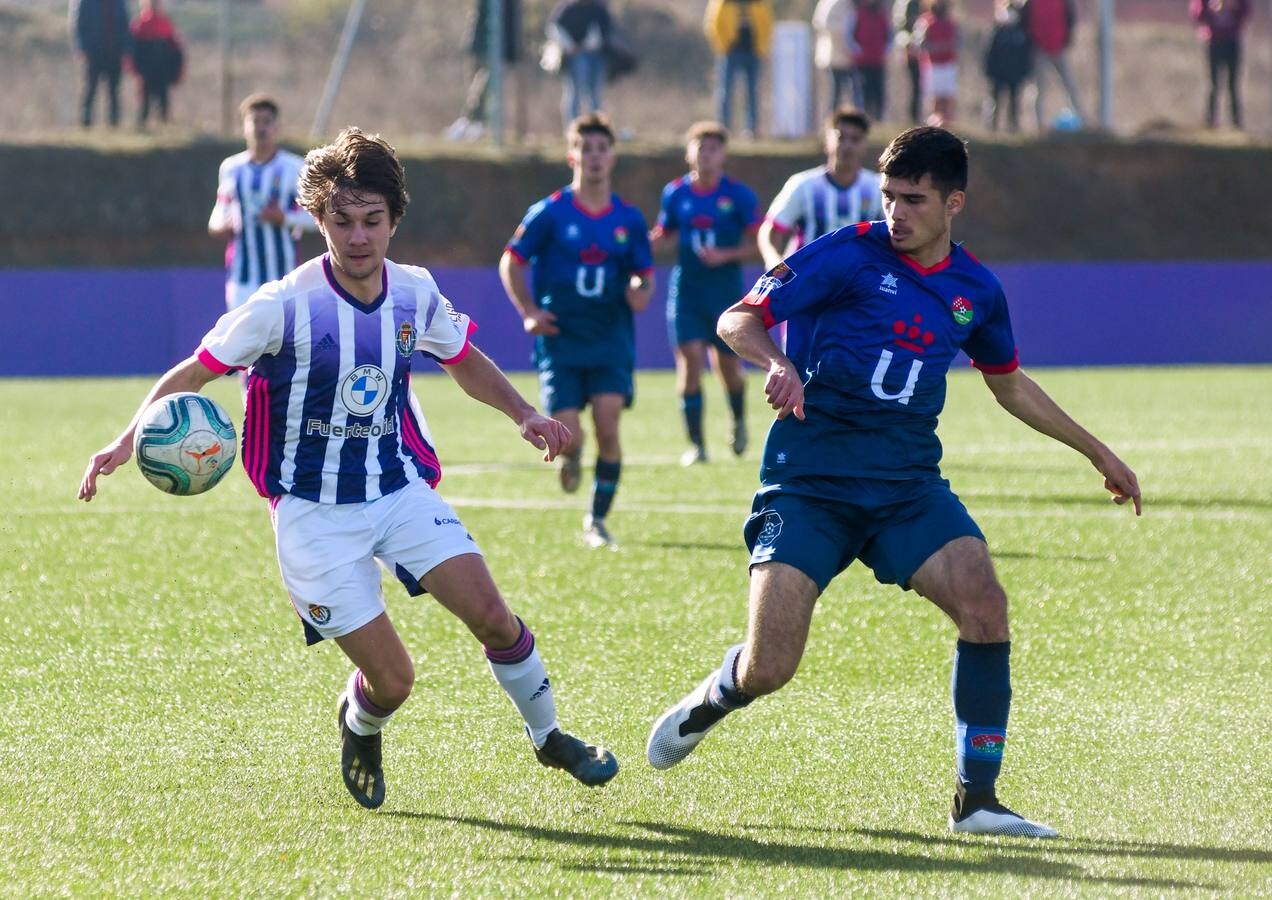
[{"left": 67, "top": 0, "right": 1253, "bottom": 137}]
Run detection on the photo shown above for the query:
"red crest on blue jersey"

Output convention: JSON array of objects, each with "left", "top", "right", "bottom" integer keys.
[
  {"left": 691, "top": 214, "right": 715, "bottom": 230},
  {"left": 613, "top": 226, "right": 629, "bottom": 244},
  {"left": 580, "top": 243, "right": 609, "bottom": 265}
]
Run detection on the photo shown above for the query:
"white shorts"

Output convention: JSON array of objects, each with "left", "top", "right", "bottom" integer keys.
[
  {"left": 226, "top": 281, "right": 257, "bottom": 311},
  {"left": 271, "top": 480, "right": 481, "bottom": 644},
  {"left": 924, "top": 62, "right": 958, "bottom": 99}
]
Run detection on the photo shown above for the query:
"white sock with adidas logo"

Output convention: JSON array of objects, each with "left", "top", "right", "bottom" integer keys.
[{"left": 487, "top": 648, "right": 560, "bottom": 748}]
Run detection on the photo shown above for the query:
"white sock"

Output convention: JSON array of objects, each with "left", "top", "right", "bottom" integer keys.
[
  {"left": 485, "top": 620, "right": 560, "bottom": 747},
  {"left": 342, "top": 669, "right": 396, "bottom": 737}
]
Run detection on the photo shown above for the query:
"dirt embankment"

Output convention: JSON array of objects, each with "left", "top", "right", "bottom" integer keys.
[{"left": 1, "top": 134, "right": 1267, "bottom": 269}]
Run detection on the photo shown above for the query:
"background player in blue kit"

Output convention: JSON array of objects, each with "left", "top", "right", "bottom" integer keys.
[
  {"left": 648, "top": 126, "right": 1142, "bottom": 838},
  {"left": 500, "top": 113, "right": 655, "bottom": 549},
  {"left": 650, "top": 121, "right": 761, "bottom": 466},
  {"left": 81, "top": 127, "right": 618, "bottom": 811}
]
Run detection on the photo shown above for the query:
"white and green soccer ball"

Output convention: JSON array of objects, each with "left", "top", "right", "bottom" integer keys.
[{"left": 133, "top": 392, "right": 237, "bottom": 496}]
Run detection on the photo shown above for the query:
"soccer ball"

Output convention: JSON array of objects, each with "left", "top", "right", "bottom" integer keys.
[{"left": 133, "top": 392, "right": 237, "bottom": 496}]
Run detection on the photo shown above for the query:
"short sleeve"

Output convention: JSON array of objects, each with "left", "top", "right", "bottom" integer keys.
[
  {"left": 414, "top": 277, "right": 476, "bottom": 365},
  {"left": 196, "top": 288, "right": 285, "bottom": 373},
  {"left": 742, "top": 226, "right": 863, "bottom": 328},
  {"left": 505, "top": 198, "right": 553, "bottom": 264},
  {"left": 962, "top": 285, "right": 1019, "bottom": 374},
  {"left": 765, "top": 173, "right": 805, "bottom": 234},
  {"left": 654, "top": 182, "right": 677, "bottom": 233},
  {"left": 625, "top": 207, "right": 654, "bottom": 274}
]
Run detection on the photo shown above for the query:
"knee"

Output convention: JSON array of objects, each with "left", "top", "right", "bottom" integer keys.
[
  {"left": 368, "top": 661, "right": 415, "bottom": 709},
  {"left": 737, "top": 653, "right": 798, "bottom": 697},
  {"left": 469, "top": 597, "right": 518, "bottom": 648},
  {"left": 958, "top": 585, "right": 1010, "bottom": 643}
]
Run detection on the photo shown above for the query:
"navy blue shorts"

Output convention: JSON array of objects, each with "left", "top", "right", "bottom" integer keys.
[
  {"left": 667, "top": 292, "right": 735, "bottom": 354},
  {"left": 538, "top": 363, "right": 634, "bottom": 414},
  {"left": 743, "top": 480, "right": 984, "bottom": 592}
]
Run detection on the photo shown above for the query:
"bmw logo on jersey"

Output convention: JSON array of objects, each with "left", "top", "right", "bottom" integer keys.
[{"left": 341, "top": 365, "right": 390, "bottom": 416}]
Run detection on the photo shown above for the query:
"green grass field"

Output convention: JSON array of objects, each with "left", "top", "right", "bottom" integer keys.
[{"left": 1, "top": 367, "right": 1269, "bottom": 896}]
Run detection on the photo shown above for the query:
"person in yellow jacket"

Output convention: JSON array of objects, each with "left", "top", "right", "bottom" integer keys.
[{"left": 704, "top": 0, "right": 774, "bottom": 138}]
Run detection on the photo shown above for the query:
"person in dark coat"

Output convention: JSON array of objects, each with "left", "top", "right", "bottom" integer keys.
[
  {"left": 128, "top": 0, "right": 183, "bottom": 128},
  {"left": 983, "top": 0, "right": 1032, "bottom": 132},
  {"left": 70, "top": 0, "right": 131, "bottom": 127},
  {"left": 1190, "top": 0, "right": 1250, "bottom": 128}
]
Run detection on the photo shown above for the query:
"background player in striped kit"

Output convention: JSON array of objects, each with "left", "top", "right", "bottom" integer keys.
[
  {"left": 208, "top": 94, "right": 317, "bottom": 312},
  {"left": 757, "top": 107, "right": 885, "bottom": 269},
  {"left": 499, "top": 113, "right": 655, "bottom": 550},
  {"left": 649, "top": 120, "right": 761, "bottom": 466},
  {"left": 81, "top": 127, "right": 619, "bottom": 810}
]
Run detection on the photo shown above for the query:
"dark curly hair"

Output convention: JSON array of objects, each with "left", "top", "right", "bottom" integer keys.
[{"left": 297, "top": 127, "right": 410, "bottom": 223}]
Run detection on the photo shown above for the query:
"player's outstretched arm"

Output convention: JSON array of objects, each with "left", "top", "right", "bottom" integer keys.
[
  {"left": 756, "top": 221, "right": 785, "bottom": 270},
  {"left": 442, "top": 346, "right": 571, "bottom": 462},
  {"left": 718, "top": 301, "right": 805, "bottom": 421},
  {"left": 983, "top": 368, "right": 1142, "bottom": 515},
  {"left": 78, "top": 356, "right": 222, "bottom": 502}
]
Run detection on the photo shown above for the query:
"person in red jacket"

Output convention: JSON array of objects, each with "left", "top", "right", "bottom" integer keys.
[
  {"left": 853, "top": 0, "right": 893, "bottom": 122},
  {"left": 1021, "top": 0, "right": 1084, "bottom": 129},
  {"left": 128, "top": 0, "right": 183, "bottom": 127},
  {"left": 915, "top": 0, "right": 958, "bottom": 125},
  {"left": 1190, "top": 0, "right": 1250, "bottom": 128}
]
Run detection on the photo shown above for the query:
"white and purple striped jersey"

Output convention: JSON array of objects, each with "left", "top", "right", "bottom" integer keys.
[
  {"left": 195, "top": 255, "right": 476, "bottom": 504},
  {"left": 208, "top": 150, "right": 316, "bottom": 291},
  {"left": 765, "top": 165, "right": 884, "bottom": 255}
]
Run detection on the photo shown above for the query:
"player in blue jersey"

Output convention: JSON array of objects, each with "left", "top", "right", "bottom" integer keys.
[
  {"left": 499, "top": 112, "right": 655, "bottom": 549},
  {"left": 647, "top": 126, "right": 1142, "bottom": 838},
  {"left": 650, "top": 121, "right": 761, "bottom": 466},
  {"left": 80, "top": 127, "right": 619, "bottom": 810}
]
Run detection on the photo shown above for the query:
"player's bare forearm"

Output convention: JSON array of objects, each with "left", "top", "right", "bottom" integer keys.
[
  {"left": 984, "top": 368, "right": 1142, "bottom": 514},
  {"left": 756, "top": 223, "right": 784, "bottom": 269},
  {"left": 444, "top": 347, "right": 570, "bottom": 461},
  {"left": 79, "top": 356, "right": 219, "bottom": 501},
  {"left": 719, "top": 302, "right": 805, "bottom": 420},
  {"left": 498, "top": 251, "right": 537, "bottom": 318}
]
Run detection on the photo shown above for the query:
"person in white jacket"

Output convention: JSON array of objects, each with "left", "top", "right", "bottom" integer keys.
[{"left": 813, "top": 0, "right": 858, "bottom": 113}]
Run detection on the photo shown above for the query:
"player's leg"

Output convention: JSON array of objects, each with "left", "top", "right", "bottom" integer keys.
[
  {"left": 908, "top": 536, "right": 1055, "bottom": 837},
  {"left": 582, "top": 379, "right": 629, "bottom": 548},
  {"left": 1226, "top": 41, "right": 1242, "bottom": 128},
  {"left": 540, "top": 365, "right": 584, "bottom": 493},
  {"left": 675, "top": 339, "right": 707, "bottom": 465},
  {"left": 420, "top": 551, "right": 619, "bottom": 786},
  {"left": 647, "top": 562, "right": 819, "bottom": 769},
  {"left": 709, "top": 342, "right": 747, "bottom": 456}
]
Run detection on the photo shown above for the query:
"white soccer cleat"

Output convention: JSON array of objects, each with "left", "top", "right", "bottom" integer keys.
[
  {"left": 949, "top": 783, "right": 1058, "bottom": 838},
  {"left": 582, "top": 514, "right": 617, "bottom": 550},
  {"left": 646, "top": 671, "right": 728, "bottom": 770}
]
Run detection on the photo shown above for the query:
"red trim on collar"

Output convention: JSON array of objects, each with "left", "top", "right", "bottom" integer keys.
[
  {"left": 571, "top": 196, "right": 614, "bottom": 219},
  {"left": 895, "top": 248, "right": 953, "bottom": 276}
]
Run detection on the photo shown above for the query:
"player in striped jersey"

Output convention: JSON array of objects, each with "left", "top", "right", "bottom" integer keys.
[
  {"left": 208, "top": 94, "right": 317, "bottom": 312},
  {"left": 757, "top": 107, "right": 885, "bottom": 268},
  {"left": 81, "top": 127, "right": 618, "bottom": 809}
]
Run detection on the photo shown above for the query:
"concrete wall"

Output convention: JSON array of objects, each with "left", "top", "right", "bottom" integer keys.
[{"left": 2, "top": 262, "right": 1269, "bottom": 377}]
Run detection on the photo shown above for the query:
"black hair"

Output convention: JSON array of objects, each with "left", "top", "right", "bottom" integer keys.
[{"left": 878, "top": 126, "right": 968, "bottom": 196}]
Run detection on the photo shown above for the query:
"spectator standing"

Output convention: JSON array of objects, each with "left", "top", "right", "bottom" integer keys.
[
  {"left": 548, "top": 0, "right": 611, "bottom": 131},
  {"left": 128, "top": 0, "right": 182, "bottom": 128},
  {"left": 1190, "top": 0, "right": 1250, "bottom": 129},
  {"left": 853, "top": 0, "right": 893, "bottom": 122},
  {"left": 70, "top": 0, "right": 131, "bottom": 127},
  {"left": 893, "top": 0, "right": 924, "bottom": 123},
  {"left": 447, "top": 0, "right": 522, "bottom": 140},
  {"left": 983, "top": 0, "right": 1031, "bottom": 132},
  {"left": 705, "top": 0, "right": 775, "bottom": 138},
  {"left": 1021, "top": 0, "right": 1085, "bottom": 129},
  {"left": 813, "top": 0, "right": 859, "bottom": 115},
  {"left": 915, "top": 0, "right": 959, "bottom": 126}
]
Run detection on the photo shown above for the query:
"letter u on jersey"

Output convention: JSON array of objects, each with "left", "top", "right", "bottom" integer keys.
[
  {"left": 870, "top": 349, "right": 923, "bottom": 405},
  {"left": 576, "top": 266, "right": 606, "bottom": 298}
]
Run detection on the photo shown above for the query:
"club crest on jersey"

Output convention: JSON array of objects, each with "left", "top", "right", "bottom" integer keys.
[
  {"left": 952, "top": 296, "right": 974, "bottom": 325},
  {"left": 752, "top": 261, "right": 796, "bottom": 300},
  {"left": 879, "top": 272, "right": 899, "bottom": 295},
  {"left": 614, "top": 226, "right": 629, "bottom": 244},
  {"left": 308, "top": 604, "right": 331, "bottom": 625},
  {"left": 396, "top": 321, "right": 416, "bottom": 357},
  {"left": 341, "top": 364, "right": 389, "bottom": 416},
  {"left": 716, "top": 196, "right": 735, "bottom": 212}
]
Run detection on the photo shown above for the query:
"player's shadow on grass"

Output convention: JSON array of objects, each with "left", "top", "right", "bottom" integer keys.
[
  {"left": 965, "top": 491, "right": 1272, "bottom": 511},
  {"left": 991, "top": 549, "right": 1111, "bottom": 563},
  {"left": 387, "top": 812, "right": 1214, "bottom": 889},
  {"left": 847, "top": 827, "right": 1272, "bottom": 865},
  {"left": 639, "top": 539, "right": 743, "bottom": 553}
]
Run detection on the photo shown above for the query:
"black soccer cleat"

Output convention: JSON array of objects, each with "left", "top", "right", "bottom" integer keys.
[
  {"left": 338, "top": 695, "right": 386, "bottom": 810},
  {"left": 534, "top": 728, "right": 619, "bottom": 787}
]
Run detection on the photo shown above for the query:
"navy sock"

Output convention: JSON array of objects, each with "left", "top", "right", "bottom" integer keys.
[
  {"left": 681, "top": 392, "right": 704, "bottom": 446},
  {"left": 727, "top": 388, "right": 745, "bottom": 422},
  {"left": 952, "top": 639, "right": 1011, "bottom": 795},
  {"left": 590, "top": 458, "right": 621, "bottom": 520}
]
